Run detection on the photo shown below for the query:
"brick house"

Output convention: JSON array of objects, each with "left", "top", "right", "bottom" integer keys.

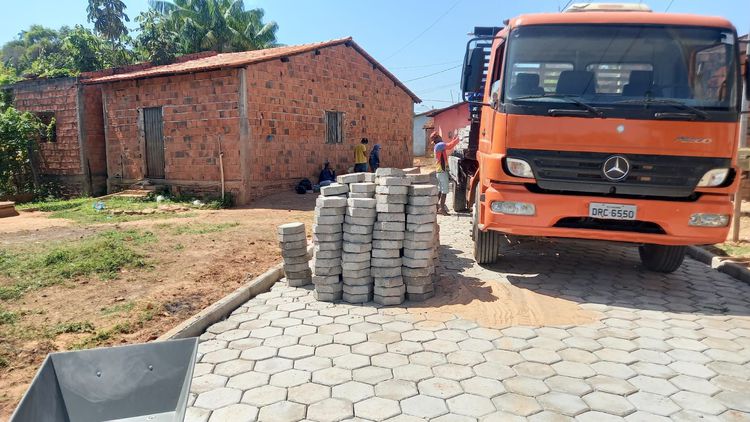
[
  {"left": 83, "top": 38, "right": 419, "bottom": 204},
  {"left": 11, "top": 77, "right": 107, "bottom": 195}
]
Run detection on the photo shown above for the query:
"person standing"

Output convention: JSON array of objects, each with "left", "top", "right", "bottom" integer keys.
[
  {"left": 431, "top": 131, "right": 459, "bottom": 215},
  {"left": 354, "top": 138, "right": 368, "bottom": 172},
  {"left": 369, "top": 144, "right": 381, "bottom": 173}
]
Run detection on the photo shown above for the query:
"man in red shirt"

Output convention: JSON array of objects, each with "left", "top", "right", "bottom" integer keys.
[{"left": 431, "top": 131, "right": 460, "bottom": 215}]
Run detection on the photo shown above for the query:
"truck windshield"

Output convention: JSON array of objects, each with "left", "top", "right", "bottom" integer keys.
[{"left": 502, "top": 24, "right": 739, "bottom": 120}]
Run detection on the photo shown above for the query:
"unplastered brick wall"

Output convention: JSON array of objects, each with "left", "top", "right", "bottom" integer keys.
[
  {"left": 244, "top": 44, "right": 414, "bottom": 200},
  {"left": 13, "top": 78, "right": 82, "bottom": 177},
  {"left": 81, "top": 84, "right": 107, "bottom": 195},
  {"left": 100, "top": 69, "right": 243, "bottom": 198}
]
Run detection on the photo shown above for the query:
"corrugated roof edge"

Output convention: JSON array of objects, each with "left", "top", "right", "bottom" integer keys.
[{"left": 81, "top": 37, "right": 421, "bottom": 103}]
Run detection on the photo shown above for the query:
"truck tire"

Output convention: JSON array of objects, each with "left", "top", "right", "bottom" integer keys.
[
  {"left": 638, "top": 244, "right": 687, "bottom": 273},
  {"left": 473, "top": 185, "right": 501, "bottom": 264},
  {"left": 452, "top": 173, "right": 468, "bottom": 212}
]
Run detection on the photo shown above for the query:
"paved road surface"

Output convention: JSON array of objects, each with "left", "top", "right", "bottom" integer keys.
[{"left": 186, "top": 214, "right": 750, "bottom": 421}]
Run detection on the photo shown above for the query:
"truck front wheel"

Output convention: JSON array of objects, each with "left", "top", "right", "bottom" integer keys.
[
  {"left": 473, "top": 185, "right": 501, "bottom": 264},
  {"left": 638, "top": 244, "right": 687, "bottom": 273}
]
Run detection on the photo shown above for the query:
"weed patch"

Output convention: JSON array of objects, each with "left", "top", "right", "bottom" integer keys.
[
  {"left": 171, "top": 222, "right": 240, "bottom": 235},
  {"left": 0, "top": 309, "right": 17, "bottom": 325},
  {"left": 0, "top": 230, "right": 155, "bottom": 301},
  {"left": 53, "top": 321, "right": 95, "bottom": 335}
]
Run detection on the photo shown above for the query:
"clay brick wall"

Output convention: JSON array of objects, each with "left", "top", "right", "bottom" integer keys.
[
  {"left": 244, "top": 44, "right": 414, "bottom": 200},
  {"left": 100, "top": 69, "right": 242, "bottom": 199},
  {"left": 81, "top": 84, "right": 107, "bottom": 195},
  {"left": 12, "top": 78, "right": 82, "bottom": 178}
]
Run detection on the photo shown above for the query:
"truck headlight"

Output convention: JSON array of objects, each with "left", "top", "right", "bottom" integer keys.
[
  {"left": 689, "top": 213, "right": 729, "bottom": 227},
  {"left": 506, "top": 158, "right": 534, "bottom": 178},
  {"left": 491, "top": 201, "right": 536, "bottom": 216},
  {"left": 697, "top": 168, "right": 729, "bottom": 187}
]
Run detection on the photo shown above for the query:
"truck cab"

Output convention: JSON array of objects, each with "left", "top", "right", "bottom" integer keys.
[{"left": 458, "top": 3, "right": 750, "bottom": 271}]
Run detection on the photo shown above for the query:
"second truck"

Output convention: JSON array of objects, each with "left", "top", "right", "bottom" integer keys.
[{"left": 452, "top": 2, "right": 749, "bottom": 272}]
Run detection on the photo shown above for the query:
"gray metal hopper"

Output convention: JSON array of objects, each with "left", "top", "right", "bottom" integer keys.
[{"left": 11, "top": 337, "right": 199, "bottom": 422}]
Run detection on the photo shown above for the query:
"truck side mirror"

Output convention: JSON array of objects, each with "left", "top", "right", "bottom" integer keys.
[{"left": 461, "top": 47, "right": 485, "bottom": 95}]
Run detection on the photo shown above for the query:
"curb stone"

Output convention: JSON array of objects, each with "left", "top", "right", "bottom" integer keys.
[
  {"left": 159, "top": 244, "right": 314, "bottom": 340},
  {"left": 687, "top": 246, "right": 750, "bottom": 284}
]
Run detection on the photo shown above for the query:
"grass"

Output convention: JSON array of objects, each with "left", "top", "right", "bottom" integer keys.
[
  {"left": 72, "top": 323, "right": 133, "bottom": 350},
  {"left": 53, "top": 321, "right": 96, "bottom": 335},
  {"left": 711, "top": 241, "right": 750, "bottom": 258},
  {"left": 0, "top": 309, "right": 18, "bottom": 325},
  {"left": 169, "top": 222, "right": 240, "bottom": 235},
  {"left": 100, "top": 301, "right": 135, "bottom": 316},
  {"left": 0, "top": 229, "right": 155, "bottom": 301}
]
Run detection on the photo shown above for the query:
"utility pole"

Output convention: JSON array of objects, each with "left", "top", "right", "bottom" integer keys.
[{"left": 731, "top": 35, "right": 749, "bottom": 242}]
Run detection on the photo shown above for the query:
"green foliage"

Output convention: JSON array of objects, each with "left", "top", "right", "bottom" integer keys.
[
  {"left": 170, "top": 221, "right": 239, "bottom": 235},
  {"left": 72, "top": 322, "right": 132, "bottom": 349},
  {"left": 0, "top": 229, "right": 154, "bottom": 301},
  {"left": 63, "top": 25, "right": 106, "bottom": 72},
  {"left": 0, "top": 308, "right": 18, "bottom": 325},
  {"left": 0, "top": 106, "right": 45, "bottom": 196},
  {"left": 87, "top": 0, "right": 130, "bottom": 44},
  {"left": 100, "top": 301, "right": 135, "bottom": 315},
  {"left": 134, "top": 10, "right": 179, "bottom": 64},
  {"left": 16, "top": 197, "right": 91, "bottom": 212},
  {"left": 54, "top": 321, "right": 96, "bottom": 334},
  {"left": 149, "top": 0, "right": 279, "bottom": 54}
]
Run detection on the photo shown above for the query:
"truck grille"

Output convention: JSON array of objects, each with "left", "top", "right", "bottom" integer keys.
[{"left": 507, "top": 149, "right": 731, "bottom": 198}]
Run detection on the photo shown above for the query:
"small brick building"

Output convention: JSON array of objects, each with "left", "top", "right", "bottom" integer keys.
[
  {"left": 11, "top": 78, "right": 107, "bottom": 195},
  {"left": 82, "top": 38, "right": 419, "bottom": 204}
]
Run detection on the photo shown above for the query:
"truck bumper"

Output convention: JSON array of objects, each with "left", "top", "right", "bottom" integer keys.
[{"left": 480, "top": 183, "right": 732, "bottom": 246}]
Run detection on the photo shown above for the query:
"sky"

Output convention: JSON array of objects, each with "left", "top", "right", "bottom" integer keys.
[{"left": 1, "top": 0, "right": 749, "bottom": 113}]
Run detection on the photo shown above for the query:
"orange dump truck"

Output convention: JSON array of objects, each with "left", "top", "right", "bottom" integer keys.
[{"left": 454, "top": 3, "right": 750, "bottom": 271}]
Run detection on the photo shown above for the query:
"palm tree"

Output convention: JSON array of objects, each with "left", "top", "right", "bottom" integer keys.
[{"left": 148, "top": 0, "right": 278, "bottom": 53}]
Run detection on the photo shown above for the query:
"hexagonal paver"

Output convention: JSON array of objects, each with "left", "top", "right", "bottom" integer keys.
[
  {"left": 461, "top": 376, "right": 505, "bottom": 398},
  {"left": 474, "top": 362, "right": 515, "bottom": 380},
  {"left": 257, "top": 400, "right": 306, "bottom": 422},
  {"left": 241, "top": 385, "right": 286, "bottom": 407},
  {"left": 355, "top": 397, "right": 401, "bottom": 420},
  {"left": 551, "top": 361, "right": 596, "bottom": 379},
  {"left": 629, "top": 375, "right": 679, "bottom": 395},
  {"left": 537, "top": 391, "right": 588, "bottom": 416},
  {"left": 375, "top": 379, "right": 418, "bottom": 400},
  {"left": 402, "top": 329, "right": 436, "bottom": 342},
  {"left": 401, "top": 394, "right": 449, "bottom": 418},
  {"left": 316, "top": 343, "right": 350, "bottom": 358},
  {"left": 432, "top": 363, "right": 474, "bottom": 381},
  {"left": 388, "top": 340, "right": 424, "bottom": 355},
  {"left": 287, "top": 382, "right": 330, "bottom": 405},
  {"left": 333, "top": 353, "right": 371, "bottom": 370},
  {"left": 194, "top": 387, "right": 242, "bottom": 410},
  {"left": 424, "top": 339, "right": 460, "bottom": 354},
  {"left": 352, "top": 365, "right": 392, "bottom": 385},
  {"left": 213, "top": 359, "right": 254, "bottom": 377},
  {"left": 307, "top": 398, "right": 354, "bottom": 421},
  {"left": 520, "top": 348, "right": 562, "bottom": 365},
  {"left": 292, "top": 355, "right": 331, "bottom": 372},
  {"left": 269, "top": 368, "right": 310, "bottom": 388},
  {"left": 313, "top": 367, "right": 352, "bottom": 386},
  {"left": 240, "top": 345, "right": 277, "bottom": 361},
  {"left": 544, "top": 375, "right": 593, "bottom": 396},
  {"left": 202, "top": 349, "right": 240, "bottom": 364},
  {"left": 447, "top": 350, "right": 485, "bottom": 366},
  {"left": 334, "top": 331, "right": 368, "bottom": 345},
  {"left": 627, "top": 391, "right": 681, "bottom": 416},
  {"left": 191, "top": 374, "right": 227, "bottom": 394},
  {"left": 512, "top": 362, "right": 555, "bottom": 380},
  {"left": 447, "top": 393, "right": 496, "bottom": 417},
  {"left": 409, "top": 351, "right": 447, "bottom": 367},
  {"left": 492, "top": 393, "right": 542, "bottom": 417},
  {"left": 585, "top": 375, "right": 637, "bottom": 395},
  {"left": 332, "top": 380, "right": 375, "bottom": 403},
  {"left": 352, "top": 341, "right": 388, "bottom": 356},
  {"left": 368, "top": 330, "right": 402, "bottom": 344},
  {"left": 670, "top": 391, "right": 727, "bottom": 415},
  {"left": 254, "top": 357, "right": 294, "bottom": 374},
  {"left": 393, "top": 363, "right": 433, "bottom": 382},
  {"left": 484, "top": 350, "right": 524, "bottom": 366},
  {"left": 226, "top": 371, "right": 269, "bottom": 390},
  {"left": 418, "top": 377, "right": 463, "bottom": 399},
  {"left": 300, "top": 333, "right": 334, "bottom": 347},
  {"left": 583, "top": 391, "right": 636, "bottom": 417},
  {"left": 371, "top": 352, "right": 409, "bottom": 368},
  {"left": 278, "top": 344, "right": 314, "bottom": 359},
  {"left": 250, "top": 326, "right": 283, "bottom": 339}
]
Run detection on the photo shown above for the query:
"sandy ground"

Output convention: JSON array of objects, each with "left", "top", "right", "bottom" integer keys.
[{"left": 0, "top": 191, "right": 316, "bottom": 418}]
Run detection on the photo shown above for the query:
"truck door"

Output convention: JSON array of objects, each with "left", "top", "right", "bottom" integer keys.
[{"left": 479, "top": 39, "right": 506, "bottom": 155}]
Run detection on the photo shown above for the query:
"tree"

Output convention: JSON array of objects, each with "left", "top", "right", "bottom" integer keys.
[
  {"left": 87, "top": 0, "right": 130, "bottom": 46},
  {"left": 0, "top": 106, "right": 44, "bottom": 195},
  {"left": 63, "top": 25, "right": 106, "bottom": 72},
  {"left": 148, "top": 0, "right": 278, "bottom": 54},
  {"left": 134, "top": 10, "right": 180, "bottom": 65}
]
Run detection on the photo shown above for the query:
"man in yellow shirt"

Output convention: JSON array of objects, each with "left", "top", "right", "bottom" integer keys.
[{"left": 354, "top": 138, "right": 369, "bottom": 172}]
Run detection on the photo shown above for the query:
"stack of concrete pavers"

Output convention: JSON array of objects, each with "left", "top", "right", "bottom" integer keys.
[
  {"left": 342, "top": 193, "right": 377, "bottom": 303},
  {"left": 278, "top": 222, "right": 311, "bottom": 287},
  {"left": 372, "top": 168, "right": 410, "bottom": 305},
  {"left": 404, "top": 183, "right": 439, "bottom": 301},
  {"left": 312, "top": 185, "right": 348, "bottom": 301}
]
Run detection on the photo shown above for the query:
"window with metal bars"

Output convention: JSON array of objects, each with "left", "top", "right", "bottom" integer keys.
[{"left": 325, "top": 111, "right": 344, "bottom": 144}]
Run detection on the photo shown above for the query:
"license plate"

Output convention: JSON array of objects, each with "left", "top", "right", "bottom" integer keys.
[{"left": 588, "top": 202, "right": 637, "bottom": 220}]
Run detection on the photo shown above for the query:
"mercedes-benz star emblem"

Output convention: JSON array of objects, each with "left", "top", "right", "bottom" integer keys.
[{"left": 602, "top": 155, "right": 630, "bottom": 182}]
